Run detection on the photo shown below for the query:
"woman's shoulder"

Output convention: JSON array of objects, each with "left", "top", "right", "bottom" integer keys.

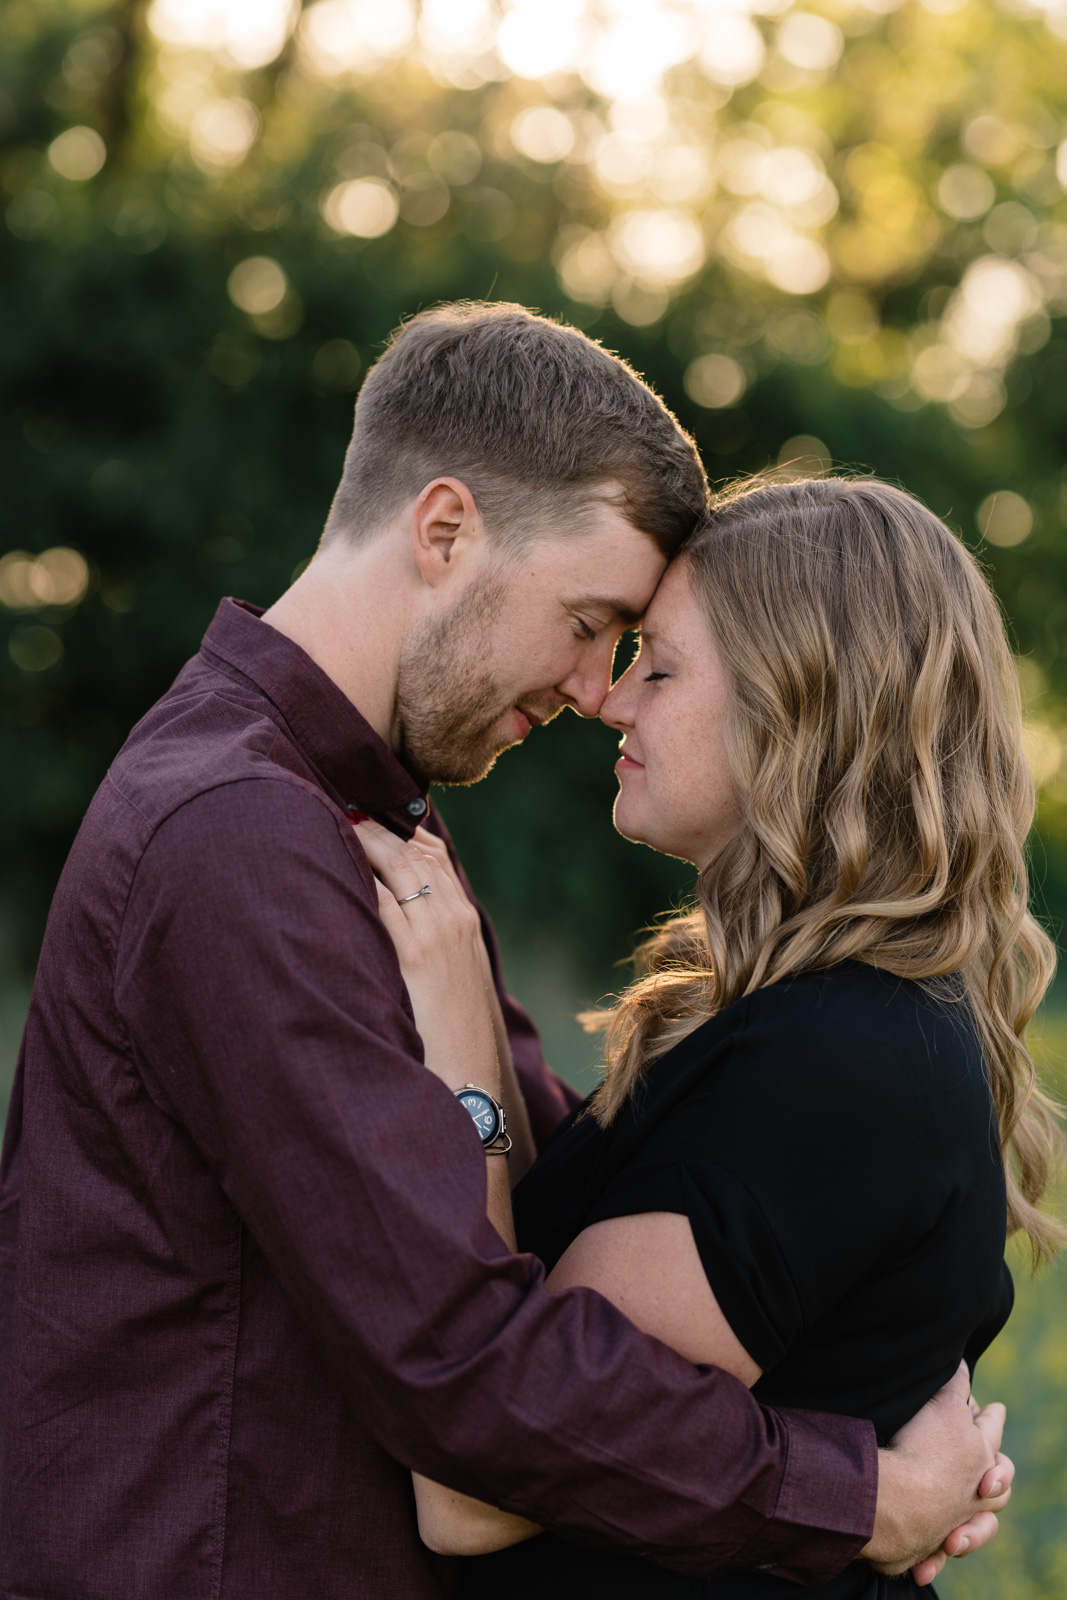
[
  {"left": 669, "top": 961, "right": 987, "bottom": 1127},
  {"left": 748, "top": 959, "right": 974, "bottom": 1041}
]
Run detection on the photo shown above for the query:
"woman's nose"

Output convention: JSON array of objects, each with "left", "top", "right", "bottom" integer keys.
[{"left": 600, "top": 669, "right": 635, "bottom": 731}]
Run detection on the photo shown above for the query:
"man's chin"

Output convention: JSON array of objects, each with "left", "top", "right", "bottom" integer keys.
[
  {"left": 403, "top": 702, "right": 554, "bottom": 788},
  {"left": 416, "top": 732, "right": 515, "bottom": 789}
]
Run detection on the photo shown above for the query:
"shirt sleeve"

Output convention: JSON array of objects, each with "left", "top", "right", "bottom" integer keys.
[
  {"left": 585, "top": 980, "right": 944, "bottom": 1374},
  {"left": 114, "top": 779, "right": 877, "bottom": 1584}
]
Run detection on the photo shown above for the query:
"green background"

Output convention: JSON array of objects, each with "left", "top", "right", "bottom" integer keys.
[{"left": 1, "top": 2, "right": 1065, "bottom": 1590}]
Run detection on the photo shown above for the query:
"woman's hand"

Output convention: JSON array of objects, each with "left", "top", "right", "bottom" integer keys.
[{"left": 355, "top": 818, "right": 500, "bottom": 1096}]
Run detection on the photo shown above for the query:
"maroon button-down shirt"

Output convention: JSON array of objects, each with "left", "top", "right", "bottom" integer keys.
[{"left": 0, "top": 600, "right": 876, "bottom": 1599}]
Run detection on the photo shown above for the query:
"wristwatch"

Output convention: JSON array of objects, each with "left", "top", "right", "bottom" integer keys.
[{"left": 454, "top": 1084, "right": 512, "bottom": 1153}]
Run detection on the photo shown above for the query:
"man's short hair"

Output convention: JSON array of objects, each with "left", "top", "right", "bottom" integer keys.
[{"left": 322, "top": 302, "right": 708, "bottom": 556}]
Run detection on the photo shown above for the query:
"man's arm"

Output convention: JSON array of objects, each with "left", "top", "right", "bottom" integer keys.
[{"left": 116, "top": 777, "right": 878, "bottom": 1583}]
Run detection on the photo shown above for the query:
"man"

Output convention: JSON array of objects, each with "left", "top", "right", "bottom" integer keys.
[{"left": 0, "top": 303, "right": 1009, "bottom": 1598}]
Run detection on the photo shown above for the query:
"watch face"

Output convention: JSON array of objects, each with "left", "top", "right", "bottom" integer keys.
[{"left": 456, "top": 1089, "right": 500, "bottom": 1145}]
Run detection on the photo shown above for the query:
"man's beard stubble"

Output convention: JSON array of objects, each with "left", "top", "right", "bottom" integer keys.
[{"left": 395, "top": 571, "right": 529, "bottom": 787}]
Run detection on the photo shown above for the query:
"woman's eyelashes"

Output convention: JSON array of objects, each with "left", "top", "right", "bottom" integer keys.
[{"left": 643, "top": 669, "right": 670, "bottom": 683}]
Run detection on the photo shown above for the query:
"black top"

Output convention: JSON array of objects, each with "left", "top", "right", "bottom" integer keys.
[{"left": 458, "top": 962, "right": 1013, "bottom": 1600}]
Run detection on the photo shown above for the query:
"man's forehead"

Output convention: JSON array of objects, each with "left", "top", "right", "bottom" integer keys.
[{"left": 567, "top": 591, "right": 646, "bottom": 626}]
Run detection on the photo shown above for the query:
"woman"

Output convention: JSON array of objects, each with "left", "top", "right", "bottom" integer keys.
[{"left": 358, "top": 476, "right": 1061, "bottom": 1597}]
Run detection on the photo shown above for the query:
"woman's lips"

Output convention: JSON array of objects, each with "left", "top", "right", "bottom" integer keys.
[{"left": 615, "top": 753, "right": 645, "bottom": 772}]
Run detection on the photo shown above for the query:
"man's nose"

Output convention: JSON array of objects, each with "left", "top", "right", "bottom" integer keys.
[{"left": 558, "top": 645, "right": 615, "bottom": 718}]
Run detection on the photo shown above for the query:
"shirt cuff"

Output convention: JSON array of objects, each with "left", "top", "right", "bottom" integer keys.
[{"left": 733, "top": 1409, "right": 878, "bottom": 1586}]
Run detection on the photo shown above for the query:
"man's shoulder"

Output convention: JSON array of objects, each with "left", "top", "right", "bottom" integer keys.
[
  {"left": 62, "top": 652, "right": 360, "bottom": 916},
  {"left": 109, "top": 652, "right": 318, "bottom": 832}
]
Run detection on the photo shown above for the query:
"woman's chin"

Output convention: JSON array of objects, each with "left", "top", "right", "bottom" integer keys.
[
  {"left": 613, "top": 802, "right": 666, "bottom": 856},
  {"left": 612, "top": 798, "right": 644, "bottom": 845},
  {"left": 612, "top": 804, "right": 701, "bottom": 865}
]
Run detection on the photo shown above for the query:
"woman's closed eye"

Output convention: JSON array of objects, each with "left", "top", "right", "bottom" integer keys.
[{"left": 644, "top": 670, "right": 670, "bottom": 682}]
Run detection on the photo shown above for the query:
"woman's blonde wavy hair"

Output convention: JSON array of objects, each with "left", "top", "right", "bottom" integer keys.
[{"left": 590, "top": 475, "right": 1065, "bottom": 1263}]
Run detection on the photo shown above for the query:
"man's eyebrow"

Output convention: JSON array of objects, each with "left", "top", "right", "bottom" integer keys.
[{"left": 570, "top": 594, "right": 645, "bottom": 626}]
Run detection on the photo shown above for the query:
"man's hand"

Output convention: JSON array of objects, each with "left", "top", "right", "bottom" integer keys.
[{"left": 862, "top": 1364, "right": 1013, "bottom": 1581}]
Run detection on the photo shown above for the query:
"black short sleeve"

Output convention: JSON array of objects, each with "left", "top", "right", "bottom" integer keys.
[
  {"left": 586, "top": 1159, "right": 802, "bottom": 1370},
  {"left": 577, "top": 965, "right": 997, "bottom": 1375}
]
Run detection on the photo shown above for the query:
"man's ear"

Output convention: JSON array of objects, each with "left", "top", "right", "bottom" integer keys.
[{"left": 410, "top": 478, "right": 483, "bottom": 588}]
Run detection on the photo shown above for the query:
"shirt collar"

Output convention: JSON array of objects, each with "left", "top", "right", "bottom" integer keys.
[{"left": 199, "top": 598, "right": 430, "bottom": 834}]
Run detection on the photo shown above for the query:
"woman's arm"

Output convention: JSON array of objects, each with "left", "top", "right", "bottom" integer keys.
[
  {"left": 410, "top": 826, "right": 537, "bottom": 1181},
  {"left": 546, "top": 1212, "right": 762, "bottom": 1378},
  {"left": 414, "top": 1212, "right": 762, "bottom": 1555}
]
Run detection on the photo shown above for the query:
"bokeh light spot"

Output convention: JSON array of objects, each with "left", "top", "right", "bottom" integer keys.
[
  {"left": 0, "top": 549, "right": 90, "bottom": 611},
  {"left": 313, "top": 340, "right": 362, "bottom": 390},
  {"left": 937, "top": 164, "right": 995, "bottom": 220},
  {"left": 511, "top": 106, "right": 575, "bottom": 164},
  {"left": 227, "top": 257, "right": 288, "bottom": 314},
  {"left": 148, "top": 0, "right": 298, "bottom": 67},
  {"left": 300, "top": 0, "right": 416, "bottom": 75},
  {"left": 775, "top": 12, "right": 843, "bottom": 72},
  {"left": 9, "top": 625, "right": 63, "bottom": 673},
  {"left": 190, "top": 98, "right": 260, "bottom": 170},
  {"left": 428, "top": 131, "right": 482, "bottom": 185},
  {"left": 699, "top": 13, "right": 765, "bottom": 87},
  {"left": 777, "top": 435, "right": 831, "bottom": 475},
  {"left": 498, "top": 0, "right": 582, "bottom": 79},
  {"left": 977, "top": 491, "right": 1033, "bottom": 547},
  {"left": 610, "top": 208, "right": 705, "bottom": 286},
  {"left": 48, "top": 126, "right": 106, "bottom": 181},
  {"left": 322, "top": 178, "right": 399, "bottom": 237},
  {"left": 684, "top": 353, "right": 747, "bottom": 409}
]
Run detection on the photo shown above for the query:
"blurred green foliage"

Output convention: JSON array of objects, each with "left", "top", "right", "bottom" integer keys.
[
  {"left": 937, "top": 1016, "right": 1067, "bottom": 1600},
  {"left": 2, "top": 0, "right": 1067, "bottom": 983}
]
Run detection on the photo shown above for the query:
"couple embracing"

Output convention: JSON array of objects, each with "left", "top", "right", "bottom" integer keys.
[{"left": 1, "top": 302, "right": 1060, "bottom": 1600}]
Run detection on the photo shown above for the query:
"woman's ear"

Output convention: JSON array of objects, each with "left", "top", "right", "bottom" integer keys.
[{"left": 410, "top": 478, "right": 483, "bottom": 587}]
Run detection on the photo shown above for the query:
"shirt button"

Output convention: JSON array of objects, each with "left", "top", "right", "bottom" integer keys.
[{"left": 407, "top": 797, "right": 427, "bottom": 817}]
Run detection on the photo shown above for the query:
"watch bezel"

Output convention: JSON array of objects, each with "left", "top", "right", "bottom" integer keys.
[{"left": 454, "top": 1083, "right": 506, "bottom": 1147}]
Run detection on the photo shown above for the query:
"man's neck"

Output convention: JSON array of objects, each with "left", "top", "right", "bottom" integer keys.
[{"left": 261, "top": 538, "right": 405, "bottom": 750}]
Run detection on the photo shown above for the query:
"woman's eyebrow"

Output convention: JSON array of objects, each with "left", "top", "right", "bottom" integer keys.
[{"left": 638, "top": 628, "right": 687, "bottom": 660}]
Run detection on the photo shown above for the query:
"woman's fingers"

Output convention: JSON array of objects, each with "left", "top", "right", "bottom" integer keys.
[
  {"left": 371, "top": 875, "right": 413, "bottom": 949},
  {"left": 354, "top": 819, "right": 481, "bottom": 951},
  {"left": 944, "top": 1510, "right": 1001, "bottom": 1555},
  {"left": 977, "top": 1448, "right": 1014, "bottom": 1508},
  {"left": 911, "top": 1505, "right": 1004, "bottom": 1586},
  {"left": 910, "top": 1549, "right": 947, "bottom": 1586},
  {"left": 356, "top": 818, "right": 440, "bottom": 905},
  {"left": 973, "top": 1400, "right": 1006, "bottom": 1455}
]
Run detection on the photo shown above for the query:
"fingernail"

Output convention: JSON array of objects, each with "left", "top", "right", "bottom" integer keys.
[
  {"left": 990, "top": 1480, "right": 1003, "bottom": 1495},
  {"left": 956, "top": 1539, "right": 969, "bottom": 1554},
  {"left": 345, "top": 806, "right": 369, "bottom": 823}
]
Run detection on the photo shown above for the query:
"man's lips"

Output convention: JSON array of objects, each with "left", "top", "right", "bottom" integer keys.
[
  {"left": 510, "top": 706, "right": 542, "bottom": 738},
  {"left": 615, "top": 750, "right": 645, "bottom": 772},
  {"left": 510, "top": 704, "right": 551, "bottom": 738}
]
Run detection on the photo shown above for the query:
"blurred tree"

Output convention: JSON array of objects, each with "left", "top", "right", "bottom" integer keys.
[{"left": 1, "top": 0, "right": 1066, "bottom": 983}]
